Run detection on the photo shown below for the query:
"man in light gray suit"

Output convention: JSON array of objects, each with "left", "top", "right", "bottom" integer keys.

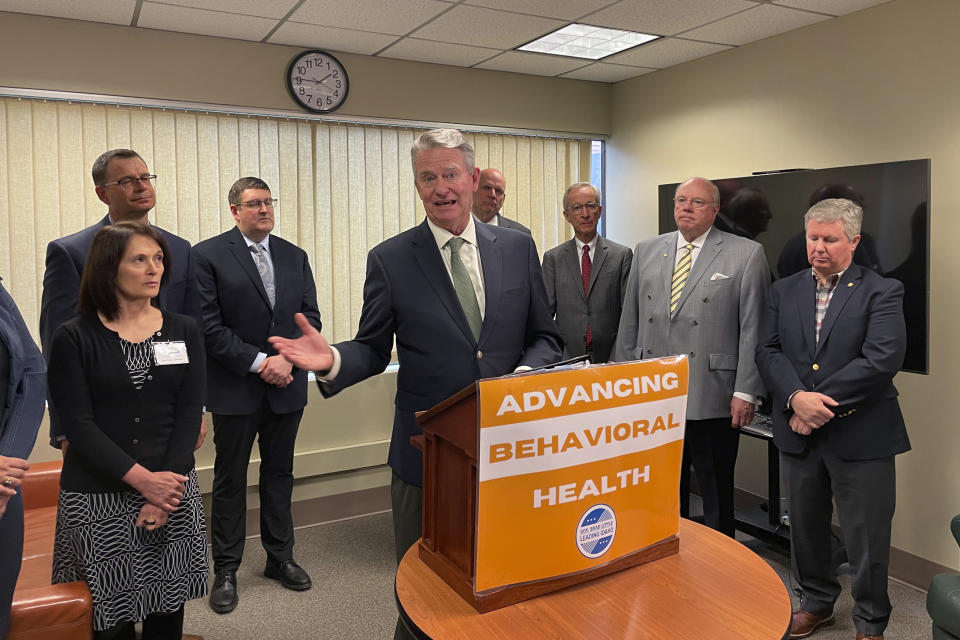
[
  {"left": 471, "top": 168, "right": 531, "bottom": 234},
  {"left": 613, "top": 176, "right": 770, "bottom": 536},
  {"left": 542, "top": 182, "right": 632, "bottom": 363}
]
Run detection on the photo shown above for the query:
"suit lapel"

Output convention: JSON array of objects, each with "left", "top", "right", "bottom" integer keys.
[
  {"left": 814, "top": 264, "right": 863, "bottom": 358},
  {"left": 267, "top": 237, "right": 291, "bottom": 317},
  {"left": 227, "top": 227, "right": 272, "bottom": 310},
  {"left": 411, "top": 220, "right": 476, "bottom": 345},
  {"left": 660, "top": 234, "right": 677, "bottom": 307},
  {"left": 476, "top": 223, "right": 501, "bottom": 344},
  {"left": 588, "top": 236, "right": 608, "bottom": 296},
  {"left": 560, "top": 240, "right": 584, "bottom": 301},
  {"left": 155, "top": 227, "right": 171, "bottom": 310},
  {"left": 792, "top": 271, "right": 818, "bottom": 359}
]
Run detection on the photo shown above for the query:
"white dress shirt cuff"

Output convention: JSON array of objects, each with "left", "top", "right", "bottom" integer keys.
[
  {"left": 514, "top": 365, "right": 533, "bottom": 373},
  {"left": 250, "top": 352, "right": 267, "bottom": 374},
  {"left": 316, "top": 345, "right": 342, "bottom": 382},
  {"left": 733, "top": 392, "right": 760, "bottom": 406}
]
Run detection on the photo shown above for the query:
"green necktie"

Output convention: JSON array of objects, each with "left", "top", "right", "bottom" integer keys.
[
  {"left": 446, "top": 236, "right": 482, "bottom": 341},
  {"left": 670, "top": 243, "right": 695, "bottom": 315}
]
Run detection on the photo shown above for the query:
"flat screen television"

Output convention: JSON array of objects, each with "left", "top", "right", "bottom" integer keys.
[{"left": 657, "top": 159, "right": 929, "bottom": 374}]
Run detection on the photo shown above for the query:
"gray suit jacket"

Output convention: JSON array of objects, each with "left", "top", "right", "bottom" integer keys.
[
  {"left": 496, "top": 214, "right": 531, "bottom": 235},
  {"left": 542, "top": 236, "right": 632, "bottom": 363},
  {"left": 614, "top": 226, "right": 770, "bottom": 420}
]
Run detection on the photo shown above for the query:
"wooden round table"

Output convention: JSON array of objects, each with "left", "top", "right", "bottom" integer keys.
[{"left": 396, "top": 519, "right": 791, "bottom": 639}]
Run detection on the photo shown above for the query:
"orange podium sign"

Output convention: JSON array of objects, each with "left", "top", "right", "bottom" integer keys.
[{"left": 474, "top": 357, "right": 688, "bottom": 593}]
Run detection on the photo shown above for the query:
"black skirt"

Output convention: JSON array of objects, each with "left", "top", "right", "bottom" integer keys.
[{"left": 52, "top": 469, "right": 208, "bottom": 631}]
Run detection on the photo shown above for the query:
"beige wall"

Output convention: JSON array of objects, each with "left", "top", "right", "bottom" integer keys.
[
  {"left": 0, "top": 11, "right": 611, "bottom": 136},
  {"left": 607, "top": 0, "right": 959, "bottom": 568}
]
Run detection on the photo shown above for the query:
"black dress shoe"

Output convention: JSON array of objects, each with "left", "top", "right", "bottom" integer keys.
[
  {"left": 264, "top": 559, "right": 312, "bottom": 591},
  {"left": 209, "top": 570, "right": 238, "bottom": 614}
]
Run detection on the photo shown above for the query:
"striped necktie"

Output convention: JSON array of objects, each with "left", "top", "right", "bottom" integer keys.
[{"left": 670, "top": 243, "right": 695, "bottom": 315}]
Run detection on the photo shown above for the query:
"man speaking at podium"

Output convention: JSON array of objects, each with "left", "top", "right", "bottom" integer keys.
[{"left": 270, "top": 129, "right": 561, "bottom": 634}]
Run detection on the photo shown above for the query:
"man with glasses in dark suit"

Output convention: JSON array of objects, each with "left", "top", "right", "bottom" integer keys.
[{"left": 193, "top": 177, "right": 323, "bottom": 615}]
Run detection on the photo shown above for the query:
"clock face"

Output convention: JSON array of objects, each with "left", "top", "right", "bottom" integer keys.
[{"left": 286, "top": 50, "right": 349, "bottom": 113}]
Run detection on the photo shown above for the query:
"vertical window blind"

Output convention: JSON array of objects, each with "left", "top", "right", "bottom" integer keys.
[{"left": 0, "top": 96, "right": 588, "bottom": 343}]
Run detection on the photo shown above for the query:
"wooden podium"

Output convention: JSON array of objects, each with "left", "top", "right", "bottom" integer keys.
[{"left": 413, "top": 361, "right": 685, "bottom": 613}]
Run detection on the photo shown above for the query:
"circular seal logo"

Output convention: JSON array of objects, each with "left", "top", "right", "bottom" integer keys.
[{"left": 576, "top": 504, "right": 617, "bottom": 559}]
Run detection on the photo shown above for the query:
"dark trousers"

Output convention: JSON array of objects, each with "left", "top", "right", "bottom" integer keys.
[
  {"left": 0, "top": 491, "right": 23, "bottom": 638},
  {"left": 679, "top": 418, "right": 741, "bottom": 537},
  {"left": 391, "top": 472, "right": 422, "bottom": 640},
  {"left": 211, "top": 403, "right": 303, "bottom": 573},
  {"left": 783, "top": 439, "right": 896, "bottom": 637},
  {"left": 93, "top": 605, "right": 184, "bottom": 640}
]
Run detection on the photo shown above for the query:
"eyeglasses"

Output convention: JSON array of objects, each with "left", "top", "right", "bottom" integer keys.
[
  {"left": 566, "top": 202, "right": 600, "bottom": 214},
  {"left": 238, "top": 198, "right": 278, "bottom": 209},
  {"left": 674, "top": 196, "right": 716, "bottom": 209},
  {"left": 101, "top": 174, "right": 157, "bottom": 190}
]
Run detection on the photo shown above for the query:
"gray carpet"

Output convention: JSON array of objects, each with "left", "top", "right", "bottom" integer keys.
[
  {"left": 738, "top": 536, "right": 931, "bottom": 640},
  {"left": 184, "top": 512, "right": 398, "bottom": 640},
  {"left": 182, "top": 511, "right": 931, "bottom": 639}
]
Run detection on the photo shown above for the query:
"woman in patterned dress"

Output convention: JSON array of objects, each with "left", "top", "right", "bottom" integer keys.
[{"left": 47, "top": 222, "right": 207, "bottom": 640}]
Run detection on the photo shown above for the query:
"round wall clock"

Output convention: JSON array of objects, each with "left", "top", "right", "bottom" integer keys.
[{"left": 286, "top": 49, "right": 349, "bottom": 113}]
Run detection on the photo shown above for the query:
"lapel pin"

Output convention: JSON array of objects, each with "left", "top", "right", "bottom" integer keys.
[
  {"left": 663, "top": 253, "right": 668, "bottom": 257},
  {"left": 847, "top": 282, "right": 853, "bottom": 287}
]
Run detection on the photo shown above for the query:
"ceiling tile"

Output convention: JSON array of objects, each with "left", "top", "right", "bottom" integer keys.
[
  {"left": 139, "top": 2, "right": 276, "bottom": 39},
  {"left": 268, "top": 21, "right": 398, "bottom": 55},
  {"left": 772, "top": 0, "right": 892, "bottom": 16},
  {"left": 464, "top": 0, "right": 612, "bottom": 21},
  {"left": 605, "top": 37, "right": 731, "bottom": 68},
  {"left": 582, "top": 0, "right": 757, "bottom": 36},
  {"left": 560, "top": 62, "right": 656, "bottom": 82},
  {"left": 474, "top": 51, "right": 589, "bottom": 76},
  {"left": 152, "top": 0, "right": 299, "bottom": 20},
  {"left": 0, "top": 0, "right": 135, "bottom": 25},
  {"left": 410, "top": 5, "right": 565, "bottom": 49},
  {"left": 292, "top": 0, "right": 451, "bottom": 37},
  {"left": 679, "top": 4, "right": 829, "bottom": 45},
  {"left": 379, "top": 38, "right": 500, "bottom": 67}
]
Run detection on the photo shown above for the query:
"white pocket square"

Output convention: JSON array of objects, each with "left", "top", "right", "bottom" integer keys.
[{"left": 710, "top": 272, "right": 731, "bottom": 281}]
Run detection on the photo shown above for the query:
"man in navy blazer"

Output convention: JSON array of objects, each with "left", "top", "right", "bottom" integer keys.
[
  {"left": 269, "top": 129, "right": 561, "bottom": 639},
  {"left": 39, "top": 149, "right": 198, "bottom": 447},
  {"left": 193, "top": 178, "right": 323, "bottom": 614},
  {"left": 40, "top": 149, "right": 197, "bottom": 355},
  {"left": 756, "top": 198, "right": 909, "bottom": 640}
]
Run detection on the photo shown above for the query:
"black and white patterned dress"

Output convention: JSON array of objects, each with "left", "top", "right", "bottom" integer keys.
[{"left": 52, "top": 336, "right": 208, "bottom": 631}]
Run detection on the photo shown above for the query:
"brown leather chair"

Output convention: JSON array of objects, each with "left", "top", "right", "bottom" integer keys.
[{"left": 7, "top": 460, "right": 93, "bottom": 640}]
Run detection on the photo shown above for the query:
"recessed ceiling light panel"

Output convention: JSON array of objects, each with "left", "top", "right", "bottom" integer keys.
[{"left": 518, "top": 24, "right": 659, "bottom": 60}]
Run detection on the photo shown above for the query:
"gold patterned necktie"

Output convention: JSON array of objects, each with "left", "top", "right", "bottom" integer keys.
[
  {"left": 446, "top": 236, "right": 482, "bottom": 341},
  {"left": 670, "top": 243, "right": 695, "bottom": 315}
]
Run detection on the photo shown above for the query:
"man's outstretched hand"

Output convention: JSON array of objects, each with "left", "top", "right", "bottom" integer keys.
[{"left": 268, "top": 313, "right": 334, "bottom": 373}]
